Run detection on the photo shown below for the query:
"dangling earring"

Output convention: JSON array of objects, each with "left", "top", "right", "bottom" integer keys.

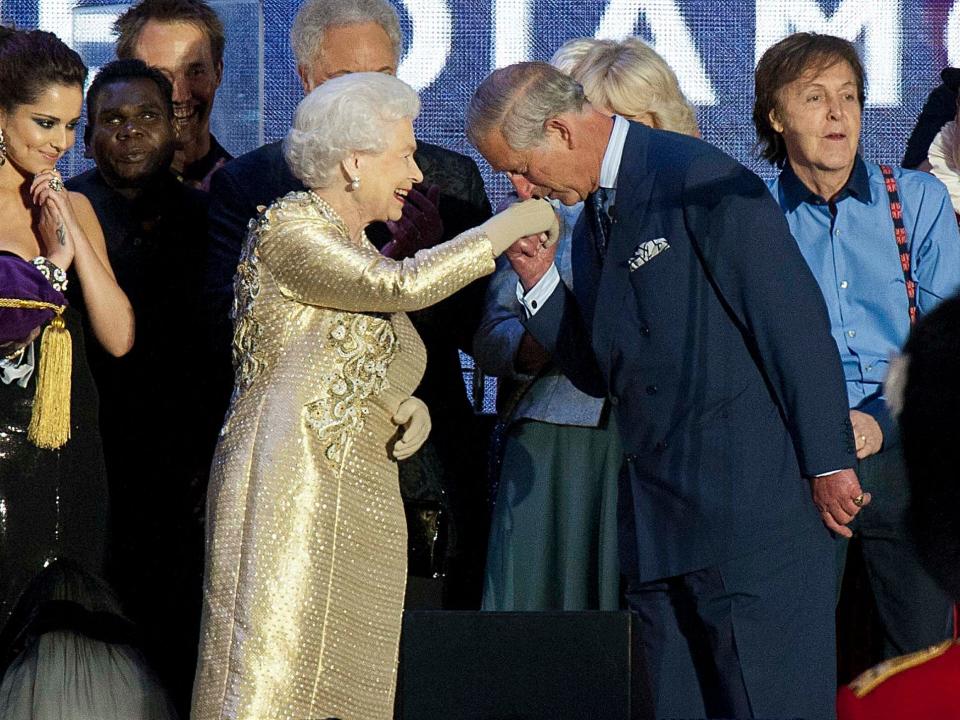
[
  {"left": 0, "top": 127, "right": 7, "bottom": 166},
  {"left": 350, "top": 175, "right": 360, "bottom": 191}
]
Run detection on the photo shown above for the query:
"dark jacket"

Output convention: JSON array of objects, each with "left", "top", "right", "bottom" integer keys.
[{"left": 526, "top": 123, "right": 856, "bottom": 582}]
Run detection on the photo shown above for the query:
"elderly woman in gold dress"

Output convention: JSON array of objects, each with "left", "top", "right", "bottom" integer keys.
[{"left": 191, "top": 72, "right": 557, "bottom": 720}]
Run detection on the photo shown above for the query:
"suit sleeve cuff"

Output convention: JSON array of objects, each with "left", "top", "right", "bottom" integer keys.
[
  {"left": 516, "top": 265, "right": 561, "bottom": 318},
  {"left": 857, "top": 394, "right": 899, "bottom": 449}
]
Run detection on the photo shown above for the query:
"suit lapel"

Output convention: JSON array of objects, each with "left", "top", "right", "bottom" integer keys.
[
  {"left": 591, "top": 125, "right": 659, "bottom": 379},
  {"left": 606, "top": 125, "right": 658, "bottom": 267}
]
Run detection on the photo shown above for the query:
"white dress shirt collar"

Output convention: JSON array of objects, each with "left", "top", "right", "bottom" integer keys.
[{"left": 598, "top": 114, "right": 630, "bottom": 191}]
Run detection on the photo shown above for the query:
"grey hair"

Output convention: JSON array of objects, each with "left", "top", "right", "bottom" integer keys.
[
  {"left": 290, "top": 0, "right": 402, "bottom": 70},
  {"left": 466, "top": 61, "right": 586, "bottom": 150},
  {"left": 552, "top": 37, "right": 698, "bottom": 137},
  {"left": 284, "top": 71, "right": 420, "bottom": 188}
]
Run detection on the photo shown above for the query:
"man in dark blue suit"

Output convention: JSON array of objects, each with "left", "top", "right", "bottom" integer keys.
[{"left": 468, "top": 62, "right": 869, "bottom": 719}]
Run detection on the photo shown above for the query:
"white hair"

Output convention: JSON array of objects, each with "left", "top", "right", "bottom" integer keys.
[
  {"left": 284, "top": 71, "right": 420, "bottom": 188},
  {"left": 290, "top": 0, "right": 402, "bottom": 71}
]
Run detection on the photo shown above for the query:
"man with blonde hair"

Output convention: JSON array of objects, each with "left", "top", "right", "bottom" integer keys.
[{"left": 114, "top": 0, "right": 231, "bottom": 189}]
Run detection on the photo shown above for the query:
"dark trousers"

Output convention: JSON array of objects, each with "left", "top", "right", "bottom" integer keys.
[
  {"left": 625, "top": 524, "right": 837, "bottom": 719},
  {"left": 836, "top": 445, "right": 953, "bottom": 658}
]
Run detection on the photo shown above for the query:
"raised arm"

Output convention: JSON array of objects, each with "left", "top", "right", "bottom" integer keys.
[
  {"left": 31, "top": 170, "right": 133, "bottom": 357},
  {"left": 260, "top": 205, "right": 494, "bottom": 314},
  {"left": 259, "top": 197, "right": 557, "bottom": 314},
  {"left": 69, "top": 194, "right": 135, "bottom": 356}
]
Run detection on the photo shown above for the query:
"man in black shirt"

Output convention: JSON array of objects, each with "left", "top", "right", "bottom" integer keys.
[{"left": 67, "top": 59, "right": 220, "bottom": 714}]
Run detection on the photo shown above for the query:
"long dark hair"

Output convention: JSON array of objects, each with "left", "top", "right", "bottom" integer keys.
[{"left": 0, "top": 26, "right": 87, "bottom": 114}]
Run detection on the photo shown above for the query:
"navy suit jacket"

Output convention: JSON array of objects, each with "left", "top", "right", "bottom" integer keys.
[{"left": 526, "top": 124, "right": 856, "bottom": 582}]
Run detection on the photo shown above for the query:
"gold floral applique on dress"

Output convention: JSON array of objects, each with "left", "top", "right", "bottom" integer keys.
[
  {"left": 222, "top": 208, "right": 273, "bottom": 433},
  {"left": 307, "top": 311, "right": 398, "bottom": 463},
  {"left": 193, "top": 185, "right": 499, "bottom": 720}
]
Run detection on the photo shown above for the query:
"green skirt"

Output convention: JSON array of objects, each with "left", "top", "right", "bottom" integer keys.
[{"left": 482, "top": 413, "right": 622, "bottom": 610}]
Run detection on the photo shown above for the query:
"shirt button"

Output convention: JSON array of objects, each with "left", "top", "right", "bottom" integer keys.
[
  {"left": 609, "top": 395, "right": 619, "bottom": 406},
  {"left": 840, "top": 281, "right": 848, "bottom": 289},
  {"left": 530, "top": 300, "right": 538, "bottom": 309},
  {"left": 646, "top": 385, "right": 658, "bottom": 395},
  {"left": 640, "top": 326, "right": 651, "bottom": 337},
  {"left": 847, "top": 329, "right": 856, "bottom": 338},
  {"left": 654, "top": 440, "right": 668, "bottom": 452}
]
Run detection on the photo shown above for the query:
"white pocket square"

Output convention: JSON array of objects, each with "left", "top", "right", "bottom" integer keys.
[{"left": 628, "top": 238, "right": 670, "bottom": 271}]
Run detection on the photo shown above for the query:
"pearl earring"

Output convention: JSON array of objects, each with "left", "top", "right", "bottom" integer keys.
[{"left": 350, "top": 175, "right": 361, "bottom": 191}]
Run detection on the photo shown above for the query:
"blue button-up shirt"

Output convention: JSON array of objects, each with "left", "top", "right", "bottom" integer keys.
[{"left": 769, "top": 157, "right": 960, "bottom": 441}]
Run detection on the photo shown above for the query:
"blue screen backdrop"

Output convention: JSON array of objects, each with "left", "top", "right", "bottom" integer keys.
[
  {"left": 2, "top": 0, "right": 958, "bottom": 197},
  {"left": 3, "top": 0, "right": 957, "bottom": 411}
]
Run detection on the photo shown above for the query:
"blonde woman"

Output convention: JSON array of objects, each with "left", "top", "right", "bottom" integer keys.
[{"left": 552, "top": 36, "right": 699, "bottom": 136}]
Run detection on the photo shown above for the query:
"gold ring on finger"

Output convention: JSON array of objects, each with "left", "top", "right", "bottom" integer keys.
[
  {"left": 853, "top": 493, "right": 864, "bottom": 508},
  {"left": 48, "top": 177, "right": 64, "bottom": 192}
]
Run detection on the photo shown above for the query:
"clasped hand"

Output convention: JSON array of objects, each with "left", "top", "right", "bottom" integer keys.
[
  {"left": 391, "top": 396, "right": 431, "bottom": 460},
  {"left": 810, "top": 467, "right": 871, "bottom": 538},
  {"left": 30, "top": 169, "right": 77, "bottom": 271},
  {"left": 506, "top": 231, "right": 559, "bottom": 292},
  {"left": 480, "top": 197, "right": 560, "bottom": 291},
  {"left": 483, "top": 198, "right": 559, "bottom": 256}
]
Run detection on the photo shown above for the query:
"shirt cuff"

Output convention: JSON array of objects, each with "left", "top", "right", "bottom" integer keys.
[
  {"left": 515, "top": 265, "right": 560, "bottom": 318},
  {"left": 814, "top": 469, "right": 846, "bottom": 477}
]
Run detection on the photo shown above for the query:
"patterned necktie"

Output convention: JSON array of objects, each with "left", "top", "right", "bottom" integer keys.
[{"left": 587, "top": 187, "right": 612, "bottom": 258}]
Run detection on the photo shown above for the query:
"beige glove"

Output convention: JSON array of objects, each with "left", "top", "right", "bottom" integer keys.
[
  {"left": 480, "top": 198, "right": 560, "bottom": 256},
  {"left": 392, "top": 396, "right": 431, "bottom": 460}
]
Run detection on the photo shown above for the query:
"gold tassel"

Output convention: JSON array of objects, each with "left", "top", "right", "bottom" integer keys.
[{"left": 27, "top": 311, "right": 72, "bottom": 449}]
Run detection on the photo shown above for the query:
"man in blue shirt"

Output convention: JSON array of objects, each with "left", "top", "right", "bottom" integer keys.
[{"left": 756, "top": 32, "right": 960, "bottom": 658}]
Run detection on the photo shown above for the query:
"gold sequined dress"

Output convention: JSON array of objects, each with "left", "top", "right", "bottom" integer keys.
[{"left": 192, "top": 191, "right": 493, "bottom": 720}]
